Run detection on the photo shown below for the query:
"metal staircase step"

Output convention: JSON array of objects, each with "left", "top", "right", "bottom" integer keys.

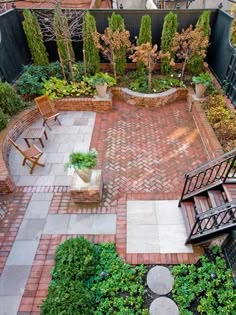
[
  {"left": 207, "top": 190, "right": 226, "bottom": 208},
  {"left": 194, "top": 196, "right": 211, "bottom": 214},
  {"left": 223, "top": 184, "right": 236, "bottom": 202},
  {"left": 180, "top": 201, "right": 196, "bottom": 237}
]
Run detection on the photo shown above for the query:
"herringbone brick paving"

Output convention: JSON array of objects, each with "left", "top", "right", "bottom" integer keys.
[{"left": 91, "top": 100, "right": 208, "bottom": 198}]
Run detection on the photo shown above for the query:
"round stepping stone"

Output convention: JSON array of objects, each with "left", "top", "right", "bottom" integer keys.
[
  {"left": 149, "top": 297, "right": 179, "bottom": 315},
  {"left": 147, "top": 266, "right": 174, "bottom": 295}
]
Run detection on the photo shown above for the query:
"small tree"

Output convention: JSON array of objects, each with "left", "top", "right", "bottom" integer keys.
[
  {"left": 172, "top": 25, "right": 209, "bottom": 80},
  {"left": 82, "top": 11, "right": 100, "bottom": 75},
  {"left": 130, "top": 43, "right": 161, "bottom": 91},
  {"left": 160, "top": 11, "right": 178, "bottom": 75},
  {"left": 94, "top": 28, "right": 131, "bottom": 80},
  {"left": 189, "top": 11, "right": 211, "bottom": 75},
  {"left": 22, "top": 10, "right": 49, "bottom": 66},
  {"left": 137, "top": 15, "right": 152, "bottom": 71},
  {"left": 108, "top": 13, "right": 126, "bottom": 76},
  {"left": 36, "top": 1, "right": 83, "bottom": 82}
]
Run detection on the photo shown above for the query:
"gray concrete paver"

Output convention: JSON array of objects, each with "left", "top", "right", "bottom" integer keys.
[
  {"left": 6, "top": 241, "right": 39, "bottom": 266},
  {"left": 147, "top": 266, "right": 174, "bottom": 295},
  {"left": 0, "top": 266, "right": 31, "bottom": 295}
]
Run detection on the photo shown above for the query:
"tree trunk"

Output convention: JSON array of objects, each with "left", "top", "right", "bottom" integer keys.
[
  {"left": 66, "top": 41, "right": 75, "bottom": 82},
  {"left": 58, "top": 48, "right": 67, "bottom": 80},
  {"left": 83, "top": 49, "right": 87, "bottom": 77},
  {"left": 112, "top": 51, "right": 117, "bottom": 80},
  {"left": 148, "top": 57, "right": 152, "bottom": 91}
]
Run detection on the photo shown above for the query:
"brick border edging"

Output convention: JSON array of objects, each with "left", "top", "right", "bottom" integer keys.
[
  {"left": 188, "top": 91, "right": 224, "bottom": 160},
  {"left": 0, "top": 106, "right": 41, "bottom": 193}
]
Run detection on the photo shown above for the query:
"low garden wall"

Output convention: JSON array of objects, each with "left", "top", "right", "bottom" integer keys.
[
  {"left": 114, "top": 87, "right": 188, "bottom": 107},
  {"left": 0, "top": 106, "right": 40, "bottom": 193},
  {"left": 188, "top": 91, "right": 224, "bottom": 160},
  {"left": 53, "top": 96, "right": 112, "bottom": 111}
]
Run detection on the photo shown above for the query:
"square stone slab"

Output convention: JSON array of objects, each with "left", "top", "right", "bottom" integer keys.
[
  {"left": 6, "top": 241, "right": 39, "bottom": 266},
  {"left": 127, "top": 201, "right": 157, "bottom": 225},
  {"left": 158, "top": 225, "right": 193, "bottom": 253},
  {"left": 43, "top": 215, "right": 70, "bottom": 234},
  {"left": 0, "top": 296, "right": 22, "bottom": 315},
  {"left": 16, "top": 219, "right": 45, "bottom": 241},
  {"left": 31, "top": 193, "right": 53, "bottom": 201},
  {"left": 0, "top": 266, "right": 31, "bottom": 295},
  {"left": 155, "top": 200, "right": 185, "bottom": 225},
  {"left": 25, "top": 200, "right": 51, "bottom": 219},
  {"left": 127, "top": 225, "right": 159, "bottom": 253}
]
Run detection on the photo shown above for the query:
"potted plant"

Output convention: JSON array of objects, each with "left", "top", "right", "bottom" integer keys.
[
  {"left": 88, "top": 72, "right": 116, "bottom": 98},
  {"left": 65, "top": 149, "right": 97, "bottom": 183},
  {"left": 192, "top": 72, "right": 213, "bottom": 98}
]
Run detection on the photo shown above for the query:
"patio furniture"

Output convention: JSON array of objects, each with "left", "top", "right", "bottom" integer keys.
[
  {"left": 8, "top": 137, "right": 45, "bottom": 174},
  {"left": 34, "top": 95, "right": 61, "bottom": 130},
  {"left": 21, "top": 127, "right": 48, "bottom": 148}
]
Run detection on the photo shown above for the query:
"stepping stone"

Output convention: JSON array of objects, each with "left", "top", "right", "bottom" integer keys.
[
  {"left": 149, "top": 297, "right": 179, "bottom": 315},
  {"left": 147, "top": 266, "right": 174, "bottom": 295}
]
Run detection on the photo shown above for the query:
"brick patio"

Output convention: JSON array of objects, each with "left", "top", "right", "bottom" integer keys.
[{"left": 0, "top": 99, "right": 209, "bottom": 314}]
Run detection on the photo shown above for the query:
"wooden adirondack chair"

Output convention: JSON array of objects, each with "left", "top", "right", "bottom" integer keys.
[
  {"left": 34, "top": 95, "right": 61, "bottom": 130},
  {"left": 8, "top": 137, "right": 45, "bottom": 174}
]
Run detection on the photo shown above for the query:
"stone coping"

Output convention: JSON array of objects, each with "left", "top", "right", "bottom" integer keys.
[{"left": 122, "top": 87, "right": 178, "bottom": 98}]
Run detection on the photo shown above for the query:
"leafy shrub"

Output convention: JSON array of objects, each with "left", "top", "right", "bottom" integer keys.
[
  {"left": 41, "top": 238, "right": 148, "bottom": 315},
  {"left": 0, "top": 110, "right": 9, "bottom": 131},
  {"left": 52, "top": 237, "right": 97, "bottom": 282},
  {"left": 203, "top": 95, "right": 236, "bottom": 152},
  {"left": 42, "top": 77, "right": 95, "bottom": 99},
  {"left": 172, "top": 247, "right": 236, "bottom": 315},
  {"left": 41, "top": 279, "right": 93, "bottom": 315},
  {"left": 64, "top": 150, "right": 97, "bottom": 171},
  {"left": 0, "top": 82, "right": 26, "bottom": 115},
  {"left": 129, "top": 75, "right": 184, "bottom": 93}
]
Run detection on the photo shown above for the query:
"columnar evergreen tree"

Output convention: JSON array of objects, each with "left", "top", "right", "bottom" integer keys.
[
  {"left": 108, "top": 13, "right": 126, "bottom": 76},
  {"left": 160, "top": 11, "right": 178, "bottom": 75},
  {"left": 82, "top": 11, "right": 100, "bottom": 74},
  {"left": 189, "top": 11, "right": 211, "bottom": 75},
  {"left": 22, "top": 10, "right": 49, "bottom": 66},
  {"left": 137, "top": 15, "right": 152, "bottom": 71},
  {"left": 137, "top": 15, "right": 152, "bottom": 45}
]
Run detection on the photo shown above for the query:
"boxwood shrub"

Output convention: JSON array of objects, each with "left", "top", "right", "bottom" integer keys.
[
  {"left": 0, "top": 110, "right": 9, "bottom": 132},
  {"left": 41, "top": 237, "right": 148, "bottom": 315},
  {"left": 0, "top": 82, "right": 26, "bottom": 116}
]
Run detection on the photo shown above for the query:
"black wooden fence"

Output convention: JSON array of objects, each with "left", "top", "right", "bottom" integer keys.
[
  {"left": 0, "top": 10, "right": 30, "bottom": 83},
  {"left": 0, "top": 8, "right": 218, "bottom": 83}
]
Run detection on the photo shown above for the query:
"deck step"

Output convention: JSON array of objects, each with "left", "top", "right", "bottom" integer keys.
[
  {"left": 208, "top": 190, "right": 225, "bottom": 208},
  {"left": 194, "top": 196, "right": 211, "bottom": 214},
  {"left": 223, "top": 184, "right": 236, "bottom": 202},
  {"left": 180, "top": 201, "right": 196, "bottom": 237}
]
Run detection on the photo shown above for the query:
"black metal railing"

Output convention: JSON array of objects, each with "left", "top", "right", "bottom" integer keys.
[
  {"left": 179, "top": 149, "right": 236, "bottom": 204},
  {"left": 186, "top": 201, "right": 236, "bottom": 243}
]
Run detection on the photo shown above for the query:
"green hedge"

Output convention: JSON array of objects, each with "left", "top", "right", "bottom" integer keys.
[{"left": 41, "top": 237, "right": 148, "bottom": 315}]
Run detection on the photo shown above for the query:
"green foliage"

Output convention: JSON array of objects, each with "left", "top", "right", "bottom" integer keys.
[
  {"left": 22, "top": 10, "right": 49, "bottom": 66},
  {"left": 82, "top": 11, "right": 100, "bottom": 74},
  {"left": 189, "top": 11, "right": 211, "bottom": 75},
  {"left": 64, "top": 150, "right": 97, "bottom": 170},
  {"left": 160, "top": 12, "right": 178, "bottom": 74},
  {"left": 196, "top": 10, "right": 211, "bottom": 37},
  {"left": 172, "top": 247, "right": 236, "bottom": 315},
  {"left": 52, "top": 237, "right": 97, "bottom": 282},
  {"left": 42, "top": 76, "right": 95, "bottom": 99},
  {"left": 202, "top": 94, "right": 236, "bottom": 151},
  {"left": 137, "top": 15, "right": 152, "bottom": 46},
  {"left": 0, "top": 82, "right": 26, "bottom": 115},
  {"left": 231, "top": 20, "right": 236, "bottom": 46},
  {"left": 41, "top": 238, "right": 147, "bottom": 315},
  {"left": 129, "top": 75, "right": 185, "bottom": 93},
  {"left": 108, "top": 13, "right": 126, "bottom": 76},
  {"left": 91, "top": 243, "right": 147, "bottom": 314},
  {"left": 137, "top": 15, "right": 152, "bottom": 72},
  {"left": 192, "top": 72, "right": 212, "bottom": 85},
  {"left": 88, "top": 72, "right": 116, "bottom": 87},
  {"left": 53, "top": 5, "right": 75, "bottom": 66},
  {"left": 0, "top": 110, "right": 9, "bottom": 132},
  {"left": 41, "top": 278, "right": 93, "bottom": 315}
]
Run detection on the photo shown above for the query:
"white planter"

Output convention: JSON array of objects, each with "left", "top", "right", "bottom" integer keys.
[
  {"left": 96, "top": 83, "right": 108, "bottom": 98},
  {"left": 195, "top": 84, "right": 207, "bottom": 98}
]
